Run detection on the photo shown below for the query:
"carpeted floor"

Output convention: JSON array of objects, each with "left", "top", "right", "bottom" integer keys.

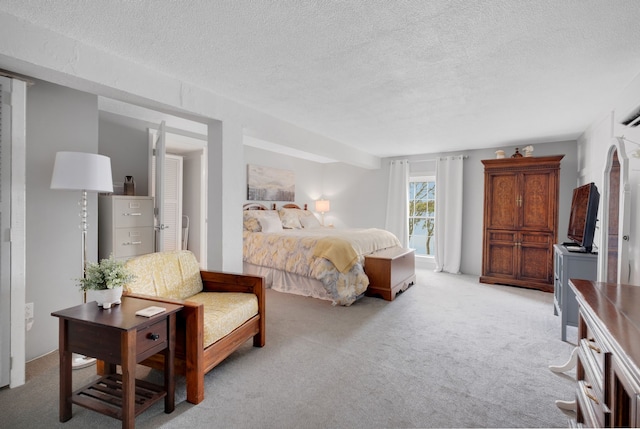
[{"left": 1, "top": 268, "right": 577, "bottom": 428}]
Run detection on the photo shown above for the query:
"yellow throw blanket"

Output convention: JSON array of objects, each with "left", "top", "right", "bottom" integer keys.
[{"left": 312, "top": 237, "right": 359, "bottom": 273}]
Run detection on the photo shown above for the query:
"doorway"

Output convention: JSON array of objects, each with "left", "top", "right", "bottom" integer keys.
[
  {"left": 598, "top": 137, "right": 630, "bottom": 283},
  {"left": 149, "top": 127, "right": 207, "bottom": 264}
]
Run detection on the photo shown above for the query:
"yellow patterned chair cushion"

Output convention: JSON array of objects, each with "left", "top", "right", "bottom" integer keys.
[
  {"left": 186, "top": 292, "right": 259, "bottom": 347},
  {"left": 124, "top": 250, "right": 203, "bottom": 300},
  {"left": 124, "top": 250, "right": 259, "bottom": 348}
]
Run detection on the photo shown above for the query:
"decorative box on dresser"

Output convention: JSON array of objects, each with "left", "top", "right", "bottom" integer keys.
[
  {"left": 99, "top": 195, "right": 155, "bottom": 261},
  {"left": 570, "top": 279, "right": 640, "bottom": 428},
  {"left": 553, "top": 244, "right": 598, "bottom": 341},
  {"left": 480, "top": 155, "right": 564, "bottom": 292}
]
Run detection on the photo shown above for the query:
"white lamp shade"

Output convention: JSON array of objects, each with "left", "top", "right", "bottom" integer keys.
[
  {"left": 315, "top": 199, "right": 330, "bottom": 213},
  {"left": 50, "top": 151, "right": 114, "bottom": 193}
]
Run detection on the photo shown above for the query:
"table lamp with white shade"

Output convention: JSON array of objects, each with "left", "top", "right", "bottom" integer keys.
[
  {"left": 315, "top": 199, "right": 330, "bottom": 226},
  {"left": 50, "top": 151, "right": 113, "bottom": 369}
]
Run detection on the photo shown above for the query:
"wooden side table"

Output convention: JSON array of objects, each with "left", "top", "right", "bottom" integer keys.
[{"left": 52, "top": 297, "right": 183, "bottom": 428}]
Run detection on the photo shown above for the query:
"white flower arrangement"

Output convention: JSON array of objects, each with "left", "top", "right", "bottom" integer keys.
[{"left": 77, "top": 255, "right": 135, "bottom": 291}]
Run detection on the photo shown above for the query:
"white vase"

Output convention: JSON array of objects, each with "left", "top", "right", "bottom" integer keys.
[{"left": 94, "top": 286, "right": 123, "bottom": 309}]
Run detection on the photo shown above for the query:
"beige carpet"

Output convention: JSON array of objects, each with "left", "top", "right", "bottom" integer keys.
[{"left": 1, "top": 268, "right": 577, "bottom": 428}]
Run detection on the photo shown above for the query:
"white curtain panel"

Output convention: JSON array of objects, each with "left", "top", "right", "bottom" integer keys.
[
  {"left": 434, "top": 156, "right": 464, "bottom": 273},
  {"left": 385, "top": 159, "right": 409, "bottom": 247}
]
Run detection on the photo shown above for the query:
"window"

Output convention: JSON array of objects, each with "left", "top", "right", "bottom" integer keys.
[{"left": 409, "top": 177, "right": 435, "bottom": 256}]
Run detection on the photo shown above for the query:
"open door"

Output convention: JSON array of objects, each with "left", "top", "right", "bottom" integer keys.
[
  {"left": 153, "top": 121, "right": 167, "bottom": 251},
  {"left": 149, "top": 124, "right": 207, "bottom": 264}
]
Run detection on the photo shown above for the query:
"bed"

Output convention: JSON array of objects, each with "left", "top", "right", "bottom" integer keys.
[{"left": 242, "top": 203, "right": 402, "bottom": 305}]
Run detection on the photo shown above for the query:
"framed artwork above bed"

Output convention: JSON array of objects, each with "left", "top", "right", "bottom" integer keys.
[{"left": 247, "top": 164, "right": 295, "bottom": 201}]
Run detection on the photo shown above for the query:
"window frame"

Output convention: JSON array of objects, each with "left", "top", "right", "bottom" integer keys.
[{"left": 408, "top": 175, "right": 436, "bottom": 257}]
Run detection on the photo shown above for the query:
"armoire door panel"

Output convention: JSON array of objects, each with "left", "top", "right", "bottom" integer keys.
[
  {"left": 520, "top": 246, "right": 553, "bottom": 283},
  {"left": 486, "top": 173, "right": 518, "bottom": 229},
  {"left": 486, "top": 242, "right": 517, "bottom": 278},
  {"left": 522, "top": 171, "right": 555, "bottom": 231},
  {"left": 522, "top": 173, "right": 554, "bottom": 231}
]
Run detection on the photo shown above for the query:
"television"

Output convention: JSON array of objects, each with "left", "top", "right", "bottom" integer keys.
[{"left": 566, "top": 182, "right": 600, "bottom": 253}]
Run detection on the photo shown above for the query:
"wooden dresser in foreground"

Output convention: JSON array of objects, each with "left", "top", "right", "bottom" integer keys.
[
  {"left": 570, "top": 279, "right": 640, "bottom": 428},
  {"left": 365, "top": 247, "right": 416, "bottom": 301}
]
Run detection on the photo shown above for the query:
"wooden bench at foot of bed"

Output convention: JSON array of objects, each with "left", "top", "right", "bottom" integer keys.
[{"left": 364, "top": 247, "right": 416, "bottom": 301}]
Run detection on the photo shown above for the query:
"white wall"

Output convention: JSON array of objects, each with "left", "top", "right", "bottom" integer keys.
[
  {"left": 98, "top": 111, "right": 151, "bottom": 196},
  {"left": 183, "top": 151, "right": 204, "bottom": 262},
  {"left": 26, "top": 79, "right": 99, "bottom": 360}
]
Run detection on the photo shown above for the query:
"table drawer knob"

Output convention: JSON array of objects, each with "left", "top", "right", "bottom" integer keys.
[{"left": 147, "top": 333, "right": 160, "bottom": 341}]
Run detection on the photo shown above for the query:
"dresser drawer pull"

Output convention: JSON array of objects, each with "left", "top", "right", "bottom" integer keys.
[
  {"left": 123, "top": 241, "right": 142, "bottom": 246},
  {"left": 587, "top": 342, "right": 601, "bottom": 354},
  {"left": 122, "top": 212, "right": 142, "bottom": 216},
  {"left": 147, "top": 333, "right": 160, "bottom": 341},
  {"left": 583, "top": 384, "right": 599, "bottom": 404}
]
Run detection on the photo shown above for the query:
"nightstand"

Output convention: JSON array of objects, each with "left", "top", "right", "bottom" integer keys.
[{"left": 52, "top": 297, "right": 182, "bottom": 428}]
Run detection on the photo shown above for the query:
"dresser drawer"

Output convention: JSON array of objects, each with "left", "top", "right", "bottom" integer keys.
[
  {"left": 137, "top": 319, "right": 168, "bottom": 359},
  {"left": 114, "top": 198, "right": 154, "bottom": 228},
  {"left": 113, "top": 227, "right": 154, "bottom": 258},
  {"left": 577, "top": 380, "right": 610, "bottom": 428},
  {"left": 580, "top": 310, "right": 611, "bottom": 389}
]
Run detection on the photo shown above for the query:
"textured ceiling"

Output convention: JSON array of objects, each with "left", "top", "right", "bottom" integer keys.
[{"left": 3, "top": 0, "right": 640, "bottom": 157}]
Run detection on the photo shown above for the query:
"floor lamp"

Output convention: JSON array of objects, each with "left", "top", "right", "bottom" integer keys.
[{"left": 50, "top": 151, "right": 113, "bottom": 369}]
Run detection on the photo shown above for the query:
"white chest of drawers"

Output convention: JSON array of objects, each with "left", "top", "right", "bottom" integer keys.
[{"left": 99, "top": 195, "right": 155, "bottom": 261}]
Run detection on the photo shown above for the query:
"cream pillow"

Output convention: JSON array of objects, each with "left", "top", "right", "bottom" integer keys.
[
  {"left": 300, "top": 213, "right": 322, "bottom": 228},
  {"left": 278, "top": 208, "right": 302, "bottom": 229},
  {"left": 243, "top": 210, "right": 279, "bottom": 231},
  {"left": 259, "top": 216, "right": 283, "bottom": 232}
]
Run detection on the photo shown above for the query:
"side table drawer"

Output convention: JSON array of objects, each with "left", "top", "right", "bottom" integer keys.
[{"left": 137, "top": 319, "right": 168, "bottom": 359}]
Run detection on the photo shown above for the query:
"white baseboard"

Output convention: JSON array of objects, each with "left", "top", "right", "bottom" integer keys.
[{"left": 415, "top": 255, "right": 436, "bottom": 270}]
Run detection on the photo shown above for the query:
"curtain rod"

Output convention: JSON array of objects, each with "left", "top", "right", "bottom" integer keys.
[{"left": 408, "top": 155, "right": 469, "bottom": 162}]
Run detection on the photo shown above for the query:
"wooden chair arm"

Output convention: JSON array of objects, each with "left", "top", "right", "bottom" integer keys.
[
  {"left": 200, "top": 270, "right": 265, "bottom": 296},
  {"left": 124, "top": 291, "right": 187, "bottom": 306},
  {"left": 199, "top": 270, "right": 266, "bottom": 347}
]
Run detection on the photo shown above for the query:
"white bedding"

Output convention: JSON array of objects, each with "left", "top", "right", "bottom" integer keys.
[{"left": 242, "top": 227, "right": 401, "bottom": 305}]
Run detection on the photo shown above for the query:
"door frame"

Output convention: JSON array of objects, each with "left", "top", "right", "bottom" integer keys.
[
  {"left": 598, "top": 137, "right": 631, "bottom": 283},
  {"left": 1, "top": 76, "right": 27, "bottom": 388}
]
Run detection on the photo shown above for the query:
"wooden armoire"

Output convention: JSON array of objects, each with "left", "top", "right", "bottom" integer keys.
[{"left": 480, "top": 155, "right": 564, "bottom": 292}]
